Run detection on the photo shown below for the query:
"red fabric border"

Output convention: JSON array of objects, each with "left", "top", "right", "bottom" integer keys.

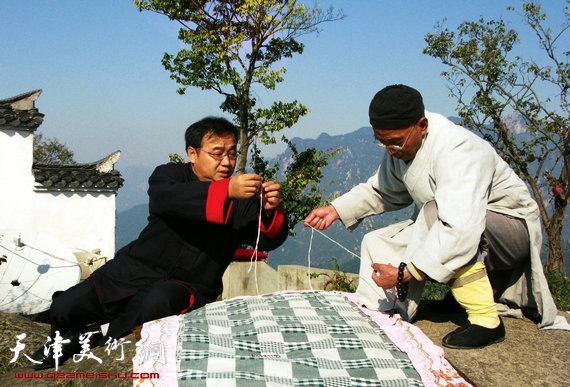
[
  {"left": 259, "top": 204, "right": 285, "bottom": 238},
  {"left": 173, "top": 280, "right": 196, "bottom": 314},
  {"left": 206, "top": 178, "right": 230, "bottom": 224},
  {"left": 224, "top": 201, "right": 234, "bottom": 224},
  {"left": 233, "top": 248, "right": 268, "bottom": 260}
]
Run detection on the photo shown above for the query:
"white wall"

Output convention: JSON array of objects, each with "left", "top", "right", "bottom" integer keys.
[
  {"left": 1, "top": 115, "right": 119, "bottom": 259},
  {"left": 32, "top": 190, "right": 117, "bottom": 259},
  {"left": 0, "top": 130, "right": 35, "bottom": 230}
]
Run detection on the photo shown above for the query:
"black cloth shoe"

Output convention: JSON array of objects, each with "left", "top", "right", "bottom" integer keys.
[
  {"left": 29, "top": 344, "right": 72, "bottom": 370},
  {"left": 427, "top": 291, "right": 463, "bottom": 313},
  {"left": 442, "top": 318, "right": 505, "bottom": 349}
]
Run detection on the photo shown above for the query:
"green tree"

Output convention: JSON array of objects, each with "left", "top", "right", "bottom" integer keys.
[
  {"left": 33, "top": 133, "right": 75, "bottom": 164},
  {"left": 135, "top": 0, "right": 343, "bottom": 229},
  {"left": 169, "top": 152, "right": 186, "bottom": 163},
  {"left": 250, "top": 137, "right": 341, "bottom": 232},
  {"left": 423, "top": 1, "right": 569, "bottom": 274}
]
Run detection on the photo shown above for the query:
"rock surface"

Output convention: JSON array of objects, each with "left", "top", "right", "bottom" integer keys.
[
  {"left": 1, "top": 306, "right": 568, "bottom": 386},
  {"left": 412, "top": 303, "right": 570, "bottom": 386},
  {"left": 0, "top": 313, "right": 136, "bottom": 386}
]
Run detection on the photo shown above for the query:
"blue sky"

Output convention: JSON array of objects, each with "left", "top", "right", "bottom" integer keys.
[{"left": 2, "top": 0, "right": 567, "bottom": 168}]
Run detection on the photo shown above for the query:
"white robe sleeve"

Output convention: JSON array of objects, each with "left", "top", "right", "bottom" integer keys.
[
  {"left": 409, "top": 137, "right": 495, "bottom": 283},
  {"left": 332, "top": 153, "right": 414, "bottom": 230}
]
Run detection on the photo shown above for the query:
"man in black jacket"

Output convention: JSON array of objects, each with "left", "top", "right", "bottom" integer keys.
[{"left": 31, "top": 117, "right": 288, "bottom": 369}]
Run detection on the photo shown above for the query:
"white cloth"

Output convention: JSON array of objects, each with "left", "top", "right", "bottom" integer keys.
[
  {"left": 540, "top": 315, "right": 570, "bottom": 331},
  {"left": 332, "top": 111, "right": 558, "bottom": 328}
]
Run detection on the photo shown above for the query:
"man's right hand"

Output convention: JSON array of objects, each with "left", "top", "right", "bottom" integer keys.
[
  {"left": 228, "top": 173, "right": 262, "bottom": 199},
  {"left": 303, "top": 205, "right": 340, "bottom": 230}
]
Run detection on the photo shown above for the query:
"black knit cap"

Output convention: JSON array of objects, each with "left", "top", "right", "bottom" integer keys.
[{"left": 369, "top": 84, "right": 424, "bottom": 129}]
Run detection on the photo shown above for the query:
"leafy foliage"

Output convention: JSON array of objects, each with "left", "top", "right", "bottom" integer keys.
[
  {"left": 420, "top": 281, "right": 449, "bottom": 301},
  {"left": 135, "top": 0, "right": 343, "bottom": 168},
  {"left": 33, "top": 133, "right": 75, "bottom": 164},
  {"left": 135, "top": 0, "right": 344, "bottom": 228},
  {"left": 423, "top": 1, "right": 569, "bottom": 273},
  {"left": 251, "top": 137, "right": 341, "bottom": 234},
  {"left": 310, "top": 258, "right": 356, "bottom": 293},
  {"left": 544, "top": 270, "right": 570, "bottom": 311},
  {"left": 169, "top": 153, "right": 186, "bottom": 163}
]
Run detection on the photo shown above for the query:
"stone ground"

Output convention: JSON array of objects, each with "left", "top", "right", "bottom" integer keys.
[
  {"left": 412, "top": 304, "right": 569, "bottom": 386},
  {"left": 0, "top": 306, "right": 568, "bottom": 386}
]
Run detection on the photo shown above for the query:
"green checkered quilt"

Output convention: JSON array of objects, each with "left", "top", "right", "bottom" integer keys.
[{"left": 177, "top": 291, "right": 423, "bottom": 386}]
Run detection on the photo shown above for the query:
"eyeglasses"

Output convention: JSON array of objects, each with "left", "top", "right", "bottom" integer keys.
[
  {"left": 374, "top": 125, "right": 417, "bottom": 151},
  {"left": 199, "top": 148, "right": 238, "bottom": 161}
]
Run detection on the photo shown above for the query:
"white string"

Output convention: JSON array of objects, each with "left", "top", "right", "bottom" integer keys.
[
  {"left": 0, "top": 232, "right": 41, "bottom": 306},
  {"left": 24, "top": 244, "right": 80, "bottom": 264},
  {"left": 306, "top": 225, "right": 387, "bottom": 299},
  {"left": 307, "top": 228, "right": 315, "bottom": 290},
  {"left": 0, "top": 238, "right": 81, "bottom": 304},
  {"left": 248, "top": 190, "right": 263, "bottom": 295},
  {"left": 305, "top": 225, "right": 363, "bottom": 291},
  {"left": 0, "top": 274, "right": 43, "bottom": 308},
  {"left": 307, "top": 226, "right": 362, "bottom": 260}
]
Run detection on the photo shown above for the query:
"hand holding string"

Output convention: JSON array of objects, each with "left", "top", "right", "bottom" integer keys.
[
  {"left": 303, "top": 205, "right": 340, "bottom": 230},
  {"left": 228, "top": 173, "right": 262, "bottom": 199}
]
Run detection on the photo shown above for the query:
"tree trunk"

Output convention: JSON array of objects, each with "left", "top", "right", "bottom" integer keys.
[
  {"left": 545, "top": 196, "right": 567, "bottom": 274},
  {"left": 236, "top": 126, "right": 248, "bottom": 175},
  {"left": 235, "top": 101, "right": 250, "bottom": 175}
]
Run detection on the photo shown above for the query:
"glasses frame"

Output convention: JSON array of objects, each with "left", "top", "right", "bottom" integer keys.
[
  {"left": 374, "top": 125, "right": 417, "bottom": 151},
  {"left": 198, "top": 148, "right": 238, "bottom": 161}
]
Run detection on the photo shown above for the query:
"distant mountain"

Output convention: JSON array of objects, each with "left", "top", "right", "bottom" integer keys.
[
  {"left": 115, "top": 126, "right": 411, "bottom": 272},
  {"left": 116, "top": 164, "right": 152, "bottom": 212},
  {"left": 115, "top": 123, "right": 569, "bottom": 273},
  {"left": 115, "top": 203, "right": 148, "bottom": 250},
  {"left": 265, "top": 127, "right": 412, "bottom": 273},
  {"left": 279, "top": 127, "right": 382, "bottom": 192}
]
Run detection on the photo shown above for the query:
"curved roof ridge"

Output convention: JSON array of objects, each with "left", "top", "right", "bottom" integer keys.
[
  {"left": 33, "top": 151, "right": 122, "bottom": 170},
  {"left": 0, "top": 90, "right": 42, "bottom": 110},
  {"left": 32, "top": 151, "right": 123, "bottom": 191}
]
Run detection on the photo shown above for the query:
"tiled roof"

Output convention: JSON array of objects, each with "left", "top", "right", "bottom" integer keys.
[
  {"left": 0, "top": 90, "right": 44, "bottom": 132},
  {"left": 2, "top": 90, "right": 123, "bottom": 192},
  {"left": 33, "top": 151, "right": 124, "bottom": 191}
]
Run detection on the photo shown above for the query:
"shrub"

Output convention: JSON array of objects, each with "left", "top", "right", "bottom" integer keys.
[
  {"left": 420, "top": 281, "right": 449, "bottom": 300},
  {"left": 545, "top": 270, "right": 570, "bottom": 311},
  {"left": 311, "top": 258, "right": 357, "bottom": 293}
]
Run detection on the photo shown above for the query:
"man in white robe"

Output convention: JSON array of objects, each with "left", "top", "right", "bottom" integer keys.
[{"left": 304, "top": 84, "right": 557, "bottom": 349}]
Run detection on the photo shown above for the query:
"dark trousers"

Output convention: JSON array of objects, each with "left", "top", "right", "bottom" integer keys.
[
  {"left": 49, "top": 278, "right": 199, "bottom": 344},
  {"left": 422, "top": 201, "right": 530, "bottom": 294}
]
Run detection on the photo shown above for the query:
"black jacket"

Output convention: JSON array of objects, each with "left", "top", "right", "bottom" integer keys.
[{"left": 90, "top": 162, "right": 288, "bottom": 306}]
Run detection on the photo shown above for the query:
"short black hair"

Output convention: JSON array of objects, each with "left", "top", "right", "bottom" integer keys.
[{"left": 184, "top": 117, "right": 238, "bottom": 150}]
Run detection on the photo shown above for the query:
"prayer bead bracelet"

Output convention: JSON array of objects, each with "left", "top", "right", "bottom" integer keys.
[{"left": 397, "top": 262, "right": 409, "bottom": 301}]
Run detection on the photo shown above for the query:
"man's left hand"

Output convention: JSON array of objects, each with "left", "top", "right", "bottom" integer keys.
[
  {"left": 371, "top": 263, "right": 412, "bottom": 289},
  {"left": 261, "top": 181, "right": 281, "bottom": 216}
]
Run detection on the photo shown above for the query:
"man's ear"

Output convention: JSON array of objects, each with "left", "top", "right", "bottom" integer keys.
[
  {"left": 418, "top": 117, "right": 429, "bottom": 136},
  {"left": 187, "top": 146, "right": 198, "bottom": 163}
]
